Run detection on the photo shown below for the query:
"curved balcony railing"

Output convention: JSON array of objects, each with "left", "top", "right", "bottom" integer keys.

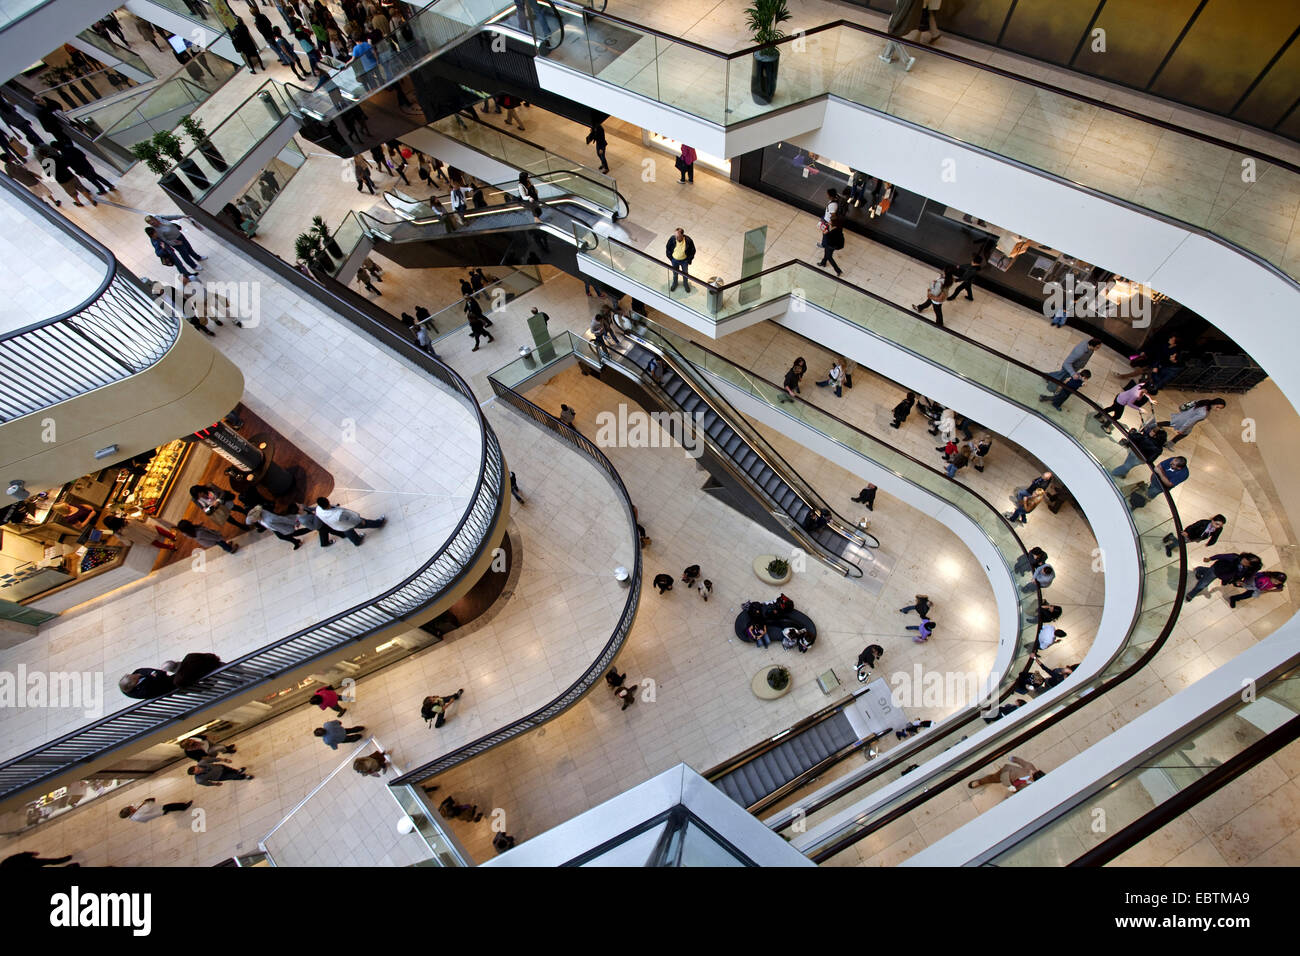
[
  {"left": 543, "top": 3, "right": 1300, "bottom": 284},
  {"left": 564, "top": 222, "right": 1187, "bottom": 858},
  {"left": 0, "top": 266, "right": 509, "bottom": 803},
  {"left": 0, "top": 178, "right": 178, "bottom": 424},
  {"left": 986, "top": 669, "right": 1300, "bottom": 867},
  {"left": 389, "top": 378, "right": 642, "bottom": 787}
]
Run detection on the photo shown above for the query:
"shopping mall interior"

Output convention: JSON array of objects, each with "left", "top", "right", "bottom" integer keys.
[{"left": 0, "top": 0, "right": 1297, "bottom": 869}]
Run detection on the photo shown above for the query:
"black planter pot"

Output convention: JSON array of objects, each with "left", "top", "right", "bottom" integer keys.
[
  {"left": 323, "top": 236, "right": 343, "bottom": 259},
  {"left": 160, "top": 171, "right": 193, "bottom": 202},
  {"left": 199, "top": 141, "right": 228, "bottom": 172},
  {"left": 751, "top": 47, "right": 780, "bottom": 106},
  {"left": 177, "top": 156, "right": 211, "bottom": 191}
]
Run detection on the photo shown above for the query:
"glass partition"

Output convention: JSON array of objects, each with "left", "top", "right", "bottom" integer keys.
[
  {"left": 570, "top": 227, "right": 1186, "bottom": 858},
  {"left": 988, "top": 672, "right": 1300, "bottom": 866},
  {"left": 281, "top": 0, "right": 516, "bottom": 121},
  {"left": 544, "top": 14, "right": 1300, "bottom": 280},
  {"left": 225, "top": 137, "right": 305, "bottom": 234},
  {"left": 75, "top": 26, "right": 152, "bottom": 78},
  {"left": 170, "top": 80, "right": 297, "bottom": 199}
]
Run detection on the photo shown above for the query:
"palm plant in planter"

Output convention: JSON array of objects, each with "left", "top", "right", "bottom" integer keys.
[
  {"left": 310, "top": 215, "right": 343, "bottom": 259},
  {"left": 767, "top": 557, "right": 790, "bottom": 578},
  {"left": 180, "top": 114, "right": 227, "bottom": 172},
  {"left": 131, "top": 138, "right": 193, "bottom": 202},
  {"left": 155, "top": 128, "right": 211, "bottom": 192},
  {"left": 745, "top": 0, "right": 791, "bottom": 106},
  {"left": 294, "top": 231, "right": 333, "bottom": 272},
  {"left": 766, "top": 665, "right": 791, "bottom": 691}
]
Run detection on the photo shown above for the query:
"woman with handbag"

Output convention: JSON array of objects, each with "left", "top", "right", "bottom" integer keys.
[
  {"left": 914, "top": 267, "right": 955, "bottom": 326},
  {"left": 818, "top": 214, "right": 845, "bottom": 275}
]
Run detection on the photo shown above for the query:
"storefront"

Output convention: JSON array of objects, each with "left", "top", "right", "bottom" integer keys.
[
  {"left": 0, "top": 439, "right": 193, "bottom": 612},
  {"left": 730, "top": 141, "right": 1267, "bottom": 390}
]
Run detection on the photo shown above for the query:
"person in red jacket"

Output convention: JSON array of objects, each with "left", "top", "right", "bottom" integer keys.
[
  {"left": 677, "top": 144, "right": 696, "bottom": 183},
  {"left": 309, "top": 685, "right": 347, "bottom": 716}
]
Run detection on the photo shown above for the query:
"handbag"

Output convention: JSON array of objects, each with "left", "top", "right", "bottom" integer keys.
[{"left": 819, "top": 218, "right": 830, "bottom": 234}]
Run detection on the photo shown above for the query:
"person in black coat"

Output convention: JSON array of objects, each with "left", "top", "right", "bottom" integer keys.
[
  {"left": 1164, "top": 515, "right": 1226, "bottom": 557},
  {"left": 166, "top": 653, "right": 225, "bottom": 689},
  {"left": 818, "top": 214, "right": 845, "bottom": 275},
  {"left": 34, "top": 98, "right": 64, "bottom": 139},
  {"left": 53, "top": 137, "right": 114, "bottom": 193},
  {"left": 665, "top": 228, "right": 696, "bottom": 293},
  {"left": 230, "top": 18, "right": 265, "bottom": 72},
  {"left": 585, "top": 122, "right": 608, "bottom": 172},
  {"left": 119, "top": 667, "right": 173, "bottom": 699},
  {"left": 889, "top": 391, "right": 916, "bottom": 429}
]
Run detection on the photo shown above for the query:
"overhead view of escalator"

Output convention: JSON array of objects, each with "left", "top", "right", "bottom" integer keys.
[{"left": 583, "top": 327, "right": 876, "bottom": 577}]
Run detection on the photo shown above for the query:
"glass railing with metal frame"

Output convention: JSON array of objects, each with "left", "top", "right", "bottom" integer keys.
[
  {"left": 985, "top": 670, "right": 1300, "bottom": 867},
  {"left": 544, "top": 4, "right": 1300, "bottom": 283},
  {"left": 279, "top": 0, "right": 517, "bottom": 121},
  {"left": 421, "top": 112, "right": 627, "bottom": 217},
  {"left": 566, "top": 222, "right": 1187, "bottom": 860},
  {"left": 74, "top": 25, "right": 152, "bottom": 79}
]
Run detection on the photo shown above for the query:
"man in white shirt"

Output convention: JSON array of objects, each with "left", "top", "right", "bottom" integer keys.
[
  {"left": 1036, "top": 623, "right": 1065, "bottom": 652},
  {"left": 313, "top": 497, "right": 387, "bottom": 546},
  {"left": 119, "top": 798, "right": 192, "bottom": 822}
]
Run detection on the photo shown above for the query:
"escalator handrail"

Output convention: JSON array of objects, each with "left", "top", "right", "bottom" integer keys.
[
  {"left": 381, "top": 168, "right": 619, "bottom": 221},
  {"left": 703, "top": 686, "right": 872, "bottom": 780},
  {"left": 621, "top": 328, "right": 870, "bottom": 565},
  {"left": 545, "top": 1, "right": 1300, "bottom": 174},
  {"left": 411, "top": 115, "right": 630, "bottom": 219},
  {"left": 594, "top": 333, "right": 862, "bottom": 576}
]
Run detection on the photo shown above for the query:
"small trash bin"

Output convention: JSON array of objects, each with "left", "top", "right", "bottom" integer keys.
[
  {"left": 519, "top": 345, "right": 536, "bottom": 367},
  {"left": 706, "top": 276, "right": 724, "bottom": 314}
]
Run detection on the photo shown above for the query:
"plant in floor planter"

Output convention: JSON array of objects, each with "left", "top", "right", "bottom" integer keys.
[
  {"left": 180, "top": 113, "right": 227, "bottom": 171},
  {"left": 131, "top": 138, "right": 192, "bottom": 201},
  {"left": 155, "top": 128, "right": 210, "bottom": 192},
  {"left": 767, "top": 557, "right": 790, "bottom": 579},
  {"left": 294, "top": 232, "right": 331, "bottom": 272},
  {"left": 310, "top": 215, "right": 343, "bottom": 259},
  {"left": 766, "top": 665, "right": 791, "bottom": 691},
  {"left": 745, "top": 0, "right": 791, "bottom": 106}
]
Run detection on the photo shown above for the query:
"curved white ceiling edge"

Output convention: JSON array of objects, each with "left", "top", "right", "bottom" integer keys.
[{"left": 796, "top": 98, "right": 1300, "bottom": 407}]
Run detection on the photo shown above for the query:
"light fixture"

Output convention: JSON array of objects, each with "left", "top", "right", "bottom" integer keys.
[{"left": 93, "top": 444, "right": 120, "bottom": 460}]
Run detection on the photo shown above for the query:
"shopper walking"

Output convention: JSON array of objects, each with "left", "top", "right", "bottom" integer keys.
[
  {"left": 313, "top": 497, "right": 386, "bottom": 546},
  {"left": 1108, "top": 418, "right": 1168, "bottom": 477},
  {"left": 1046, "top": 338, "right": 1101, "bottom": 389},
  {"left": 665, "top": 227, "right": 695, "bottom": 293},
  {"left": 1005, "top": 487, "right": 1046, "bottom": 525},
  {"left": 270, "top": 26, "right": 308, "bottom": 78},
  {"left": 778, "top": 356, "right": 807, "bottom": 402},
  {"left": 585, "top": 122, "right": 609, "bottom": 173},
  {"left": 353, "top": 749, "right": 389, "bottom": 777},
  {"left": 1096, "top": 379, "right": 1155, "bottom": 432},
  {"left": 174, "top": 519, "right": 239, "bottom": 554},
  {"left": 1184, "top": 552, "right": 1262, "bottom": 603},
  {"left": 309, "top": 685, "right": 347, "bottom": 716},
  {"left": 53, "top": 138, "right": 114, "bottom": 194},
  {"left": 949, "top": 250, "right": 983, "bottom": 301},
  {"left": 1039, "top": 369, "right": 1090, "bottom": 410},
  {"left": 652, "top": 573, "right": 674, "bottom": 594},
  {"left": 1025, "top": 563, "right": 1055, "bottom": 593},
  {"left": 676, "top": 143, "right": 696, "bottom": 183},
  {"left": 1228, "top": 571, "right": 1287, "bottom": 609},
  {"left": 815, "top": 357, "right": 845, "bottom": 397},
  {"left": 188, "top": 761, "right": 254, "bottom": 785},
  {"left": 145, "top": 215, "right": 205, "bottom": 265},
  {"left": 967, "top": 756, "right": 1043, "bottom": 792},
  {"left": 229, "top": 17, "right": 265, "bottom": 72},
  {"left": 1160, "top": 398, "right": 1226, "bottom": 445},
  {"left": 421, "top": 689, "right": 465, "bottom": 728},
  {"left": 899, "top": 594, "right": 931, "bottom": 617},
  {"left": 355, "top": 262, "right": 382, "bottom": 295},
  {"left": 1163, "top": 515, "right": 1226, "bottom": 557},
  {"left": 879, "top": 0, "right": 920, "bottom": 70},
  {"left": 907, "top": 617, "right": 936, "bottom": 642},
  {"left": 468, "top": 312, "right": 494, "bottom": 351},
  {"left": 889, "top": 391, "right": 916, "bottom": 429},
  {"left": 120, "top": 798, "right": 193, "bottom": 821},
  {"left": 818, "top": 213, "right": 845, "bottom": 275},
  {"left": 180, "top": 735, "right": 235, "bottom": 761},
  {"left": 353, "top": 154, "right": 376, "bottom": 194},
  {"left": 245, "top": 505, "right": 311, "bottom": 549},
  {"left": 851, "top": 484, "right": 877, "bottom": 509},
  {"left": 914, "top": 268, "right": 954, "bottom": 326},
  {"left": 1131, "top": 455, "right": 1188, "bottom": 508},
  {"left": 34, "top": 143, "right": 96, "bottom": 207},
  {"left": 1014, "top": 546, "right": 1048, "bottom": 577},
  {"left": 5, "top": 158, "right": 60, "bottom": 206}
]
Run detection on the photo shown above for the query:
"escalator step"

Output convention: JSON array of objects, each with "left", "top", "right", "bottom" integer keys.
[
  {"left": 723, "top": 434, "right": 745, "bottom": 457},
  {"left": 737, "top": 451, "right": 757, "bottom": 472},
  {"left": 778, "top": 488, "right": 799, "bottom": 512},
  {"left": 751, "top": 756, "right": 780, "bottom": 797}
]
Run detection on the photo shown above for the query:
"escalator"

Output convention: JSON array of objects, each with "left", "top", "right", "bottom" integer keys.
[
  {"left": 705, "top": 688, "right": 891, "bottom": 813},
  {"left": 588, "top": 329, "right": 873, "bottom": 577}
]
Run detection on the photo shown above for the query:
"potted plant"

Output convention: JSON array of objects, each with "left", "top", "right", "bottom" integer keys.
[
  {"left": 130, "top": 139, "right": 193, "bottom": 202},
  {"left": 766, "top": 665, "right": 791, "bottom": 692},
  {"left": 180, "top": 114, "right": 227, "bottom": 171},
  {"left": 294, "top": 231, "right": 334, "bottom": 272},
  {"left": 745, "top": 0, "right": 791, "bottom": 106},
  {"left": 310, "top": 215, "right": 343, "bottom": 259},
  {"left": 767, "top": 557, "right": 790, "bottom": 579},
  {"left": 155, "top": 128, "right": 211, "bottom": 192}
]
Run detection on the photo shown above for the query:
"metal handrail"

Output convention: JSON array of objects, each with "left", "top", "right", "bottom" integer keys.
[
  {"left": 547, "top": 1, "right": 1299, "bottom": 173},
  {"left": 388, "top": 379, "right": 642, "bottom": 786},
  {"left": 0, "top": 205, "right": 509, "bottom": 801},
  {"left": 615, "top": 326, "right": 867, "bottom": 573}
]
